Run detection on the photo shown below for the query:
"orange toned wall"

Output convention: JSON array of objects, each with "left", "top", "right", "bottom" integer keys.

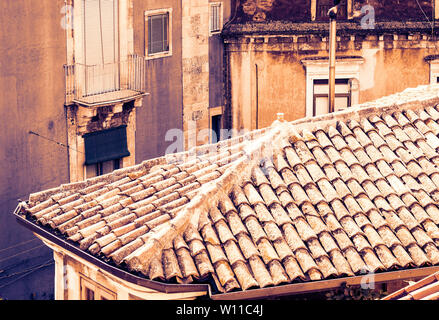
[{"left": 226, "top": 35, "right": 433, "bottom": 131}]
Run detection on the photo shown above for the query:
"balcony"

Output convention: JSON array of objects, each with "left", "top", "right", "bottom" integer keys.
[{"left": 64, "top": 54, "right": 147, "bottom": 107}]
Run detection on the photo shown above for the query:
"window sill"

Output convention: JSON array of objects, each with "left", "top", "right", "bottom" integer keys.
[
  {"left": 145, "top": 51, "right": 172, "bottom": 60},
  {"left": 209, "top": 30, "right": 222, "bottom": 36}
]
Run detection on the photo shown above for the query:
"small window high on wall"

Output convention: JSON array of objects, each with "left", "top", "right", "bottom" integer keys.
[
  {"left": 145, "top": 9, "right": 172, "bottom": 59},
  {"left": 210, "top": 3, "right": 223, "bottom": 35},
  {"left": 301, "top": 56, "right": 363, "bottom": 118}
]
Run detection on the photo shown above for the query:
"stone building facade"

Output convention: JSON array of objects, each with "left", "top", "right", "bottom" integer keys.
[
  {"left": 0, "top": 0, "right": 231, "bottom": 299},
  {"left": 222, "top": 0, "right": 439, "bottom": 132}
]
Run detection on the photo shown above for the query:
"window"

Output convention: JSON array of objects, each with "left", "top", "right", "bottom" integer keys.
[
  {"left": 83, "top": 0, "right": 119, "bottom": 66},
  {"left": 428, "top": 58, "right": 439, "bottom": 84},
  {"left": 83, "top": 125, "right": 130, "bottom": 179},
  {"left": 80, "top": 276, "right": 116, "bottom": 300},
  {"left": 313, "top": 79, "right": 351, "bottom": 116},
  {"left": 301, "top": 57, "right": 363, "bottom": 118},
  {"left": 86, "top": 159, "right": 121, "bottom": 179},
  {"left": 211, "top": 115, "right": 222, "bottom": 143},
  {"left": 316, "top": 0, "right": 347, "bottom": 21},
  {"left": 145, "top": 9, "right": 172, "bottom": 59},
  {"left": 85, "top": 287, "right": 95, "bottom": 300},
  {"left": 209, "top": 106, "right": 223, "bottom": 143},
  {"left": 210, "top": 3, "right": 223, "bottom": 35}
]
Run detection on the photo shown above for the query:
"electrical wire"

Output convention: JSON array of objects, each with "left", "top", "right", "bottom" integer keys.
[
  {"left": 0, "top": 244, "right": 47, "bottom": 265},
  {"left": 0, "top": 259, "right": 54, "bottom": 281},
  {"left": 0, "top": 238, "right": 39, "bottom": 254},
  {"left": 28, "top": 131, "right": 84, "bottom": 154},
  {"left": 0, "top": 252, "right": 53, "bottom": 274},
  {"left": 0, "top": 261, "right": 54, "bottom": 290}
]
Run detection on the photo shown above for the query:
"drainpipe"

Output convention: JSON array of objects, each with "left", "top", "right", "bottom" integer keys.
[
  {"left": 255, "top": 63, "right": 259, "bottom": 129},
  {"left": 328, "top": 2, "right": 339, "bottom": 113}
]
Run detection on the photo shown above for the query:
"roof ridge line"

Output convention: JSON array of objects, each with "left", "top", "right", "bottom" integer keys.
[
  {"left": 287, "top": 84, "right": 439, "bottom": 136},
  {"left": 121, "top": 122, "right": 293, "bottom": 274}
]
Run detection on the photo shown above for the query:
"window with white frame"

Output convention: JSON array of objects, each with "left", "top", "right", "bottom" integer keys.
[
  {"left": 301, "top": 57, "right": 363, "bottom": 117},
  {"left": 428, "top": 58, "right": 439, "bottom": 84},
  {"left": 145, "top": 9, "right": 172, "bottom": 58},
  {"left": 313, "top": 79, "right": 351, "bottom": 116},
  {"left": 209, "top": 3, "right": 223, "bottom": 35}
]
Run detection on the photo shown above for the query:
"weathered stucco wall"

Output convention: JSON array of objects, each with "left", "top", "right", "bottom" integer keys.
[
  {"left": 134, "top": 0, "right": 232, "bottom": 154},
  {"left": 226, "top": 34, "right": 434, "bottom": 131},
  {"left": 133, "top": 0, "right": 184, "bottom": 160},
  {"left": 0, "top": 0, "right": 68, "bottom": 299},
  {"left": 182, "top": 0, "right": 211, "bottom": 148}
]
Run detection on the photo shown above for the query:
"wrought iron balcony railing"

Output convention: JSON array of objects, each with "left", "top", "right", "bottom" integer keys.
[{"left": 64, "top": 54, "right": 147, "bottom": 107}]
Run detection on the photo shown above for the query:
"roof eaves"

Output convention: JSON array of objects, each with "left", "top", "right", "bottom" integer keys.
[
  {"left": 211, "top": 266, "right": 439, "bottom": 300},
  {"left": 13, "top": 205, "right": 211, "bottom": 295}
]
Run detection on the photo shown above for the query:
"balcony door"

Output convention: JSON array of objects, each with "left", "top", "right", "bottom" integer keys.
[{"left": 83, "top": 0, "right": 120, "bottom": 96}]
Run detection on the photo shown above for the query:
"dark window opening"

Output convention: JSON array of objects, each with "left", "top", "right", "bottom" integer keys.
[
  {"left": 316, "top": 0, "right": 347, "bottom": 21},
  {"left": 83, "top": 125, "right": 129, "bottom": 178},
  {"left": 211, "top": 114, "right": 222, "bottom": 143},
  {"left": 86, "top": 158, "right": 122, "bottom": 179},
  {"left": 85, "top": 288, "right": 95, "bottom": 300},
  {"left": 84, "top": 125, "right": 130, "bottom": 165}
]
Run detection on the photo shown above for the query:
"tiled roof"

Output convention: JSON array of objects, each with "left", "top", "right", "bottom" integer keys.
[
  {"left": 17, "top": 85, "right": 439, "bottom": 295},
  {"left": 383, "top": 271, "right": 439, "bottom": 300}
]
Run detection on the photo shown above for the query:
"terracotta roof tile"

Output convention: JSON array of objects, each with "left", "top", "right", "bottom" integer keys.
[
  {"left": 242, "top": 183, "right": 265, "bottom": 206},
  {"left": 224, "top": 211, "right": 247, "bottom": 237},
  {"left": 20, "top": 86, "right": 439, "bottom": 295},
  {"left": 383, "top": 270, "right": 439, "bottom": 300},
  {"left": 248, "top": 255, "right": 274, "bottom": 287}
]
